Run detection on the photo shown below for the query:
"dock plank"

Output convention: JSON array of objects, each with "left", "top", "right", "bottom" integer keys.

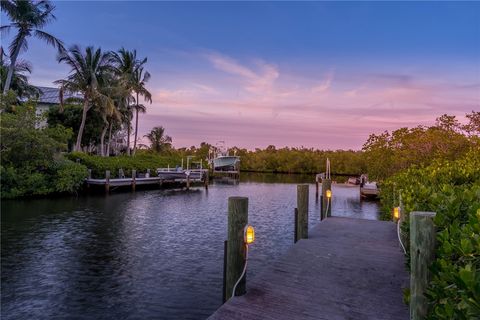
[{"left": 208, "top": 217, "right": 409, "bottom": 320}]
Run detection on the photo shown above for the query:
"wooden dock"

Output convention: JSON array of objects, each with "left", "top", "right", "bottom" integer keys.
[
  {"left": 209, "top": 217, "right": 409, "bottom": 320},
  {"left": 85, "top": 169, "right": 208, "bottom": 192}
]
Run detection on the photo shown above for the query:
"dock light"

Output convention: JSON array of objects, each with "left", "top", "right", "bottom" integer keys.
[
  {"left": 394, "top": 207, "right": 400, "bottom": 220},
  {"left": 244, "top": 225, "right": 255, "bottom": 245},
  {"left": 326, "top": 189, "right": 332, "bottom": 199}
]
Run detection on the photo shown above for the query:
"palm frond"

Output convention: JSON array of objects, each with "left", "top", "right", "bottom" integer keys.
[
  {"left": 135, "top": 104, "right": 147, "bottom": 113},
  {"left": 34, "top": 29, "right": 64, "bottom": 52},
  {"left": 9, "top": 30, "right": 27, "bottom": 57},
  {"left": 0, "top": 25, "right": 12, "bottom": 36},
  {"left": 0, "top": 1, "right": 18, "bottom": 20}
]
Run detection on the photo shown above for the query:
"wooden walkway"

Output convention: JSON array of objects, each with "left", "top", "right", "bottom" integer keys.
[{"left": 208, "top": 217, "right": 409, "bottom": 320}]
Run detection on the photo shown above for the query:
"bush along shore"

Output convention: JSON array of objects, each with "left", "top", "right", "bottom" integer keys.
[
  {"left": 380, "top": 149, "right": 480, "bottom": 319},
  {"left": 0, "top": 104, "right": 88, "bottom": 199}
]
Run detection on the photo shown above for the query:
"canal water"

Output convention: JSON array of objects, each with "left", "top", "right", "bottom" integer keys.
[{"left": 1, "top": 173, "right": 380, "bottom": 320}]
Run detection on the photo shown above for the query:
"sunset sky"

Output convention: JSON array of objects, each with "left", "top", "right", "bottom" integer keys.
[{"left": 2, "top": 1, "right": 479, "bottom": 149}]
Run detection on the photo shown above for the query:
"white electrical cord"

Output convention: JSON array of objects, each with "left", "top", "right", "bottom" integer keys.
[
  {"left": 231, "top": 244, "right": 249, "bottom": 298},
  {"left": 397, "top": 219, "right": 406, "bottom": 254}
]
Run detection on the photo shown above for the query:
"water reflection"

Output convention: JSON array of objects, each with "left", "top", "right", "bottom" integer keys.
[{"left": 1, "top": 174, "right": 379, "bottom": 320}]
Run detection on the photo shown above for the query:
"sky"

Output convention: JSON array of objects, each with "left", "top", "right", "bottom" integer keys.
[{"left": 2, "top": 1, "right": 479, "bottom": 150}]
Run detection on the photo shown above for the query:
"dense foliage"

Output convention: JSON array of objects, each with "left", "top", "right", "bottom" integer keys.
[
  {"left": 236, "top": 147, "right": 366, "bottom": 174},
  {"left": 380, "top": 150, "right": 480, "bottom": 319},
  {"left": 67, "top": 151, "right": 182, "bottom": 179},
  {"left": 0, "top": 104, "right": 88, "bottom": 198},
  {"left": 47, "top": 104, "right": 109, "bottom": 150},
  {"left": 363, "top": 114, "right": 478, "bottom": 180}
]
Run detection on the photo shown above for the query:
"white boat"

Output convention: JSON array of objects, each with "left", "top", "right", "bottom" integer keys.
[
  {"left": 347, "top": 177, "right": 360, "bottom": 185},
  {"left": 360, "top": 174, "right": 379, "bottom": 199},
  {"left": 209, "top": 141, "right": 240, "bottom": 172}
]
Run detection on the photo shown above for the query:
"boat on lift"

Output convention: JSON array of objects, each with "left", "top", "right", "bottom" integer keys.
[
  {"left": 360, "top": 174, "right": 379, "bottom": 199},
  {"left": 209, "top": 141, "right": 240, "bottom": 172}
]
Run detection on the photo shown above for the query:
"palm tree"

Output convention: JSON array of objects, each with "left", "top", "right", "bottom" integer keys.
[
  {"left": 95, "top": 73, "right": 122, "bottom": 157},
  {"left": 1, "top": 0, "right": 64, "bottom": 94},
  {"left": 55, "top": 45, "right": 115, "bottom": 152},
  {"left": 112, "top": 48, "right": 141, "bottom": 155},
  {"left": 132, "top": 66, "right": 152, "bottom": 155},
  {"left": 0, "top": 47, "right": 38, "bottom": 99},
  {"left": 103, "top": 80, "right": 131, "bottom": 157},
  {"left": 144, "top": 126, "right": 172, "bottom": 153}
]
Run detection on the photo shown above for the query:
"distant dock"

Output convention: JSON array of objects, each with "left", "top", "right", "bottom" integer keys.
[
  {"left": 85, "top": 169, "right": 208, "bottom": 192},
  {"left": 209, "top": 217, "right": 409, "bottom": 320}
]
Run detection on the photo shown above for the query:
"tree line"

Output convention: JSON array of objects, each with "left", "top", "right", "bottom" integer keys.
[{"left": 175, "top": 112, "right": 479, "bottom": 179}]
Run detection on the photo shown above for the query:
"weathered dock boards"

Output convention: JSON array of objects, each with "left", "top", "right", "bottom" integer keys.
[{"left": 208, "top": 217, "right": 409, "bottom": 320}]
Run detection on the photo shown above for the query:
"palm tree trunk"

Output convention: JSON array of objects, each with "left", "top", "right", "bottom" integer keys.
[
  {"left": 126, "top": 115, "right": 131, "bottom": 156},
  {"left": 106, "top": 121, "right": 113, "bottom": 157},
  {"left": 3, "top": 35, "right": 24, "bottom": 94},
  {"left": 75, "top": 100, "right": 89, "bottom": 152},
  {"left": 133, "top": 96, "right": 139, "bottom": 155},
  {"left": 100, "top": 121, "right": 108, "bottom": 157}
]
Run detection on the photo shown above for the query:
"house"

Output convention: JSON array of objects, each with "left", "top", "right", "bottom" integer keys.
[
  {"left": 34, "top": 86, "right": 83, "bottom": 126},
  {"left": 33, "top": 86, "right": 128, "bottom": 154}
]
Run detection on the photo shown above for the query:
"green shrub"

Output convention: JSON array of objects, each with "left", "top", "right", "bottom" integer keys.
[
  {"left": 53, "top": 160, "right": 88, "bottom": 193},
  {"left": 0, "top": 105, "right": 85, "bottom": 198},
  {"left": 380, "top": 149, "right": 480, "bottom": 319},
  {"left": 66, "top": 152, "right": 182, "bottom": 178}
]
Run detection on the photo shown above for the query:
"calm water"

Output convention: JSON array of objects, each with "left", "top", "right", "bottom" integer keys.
[{"left": 1, "top": 174, "right": 379, "bottom": 320}]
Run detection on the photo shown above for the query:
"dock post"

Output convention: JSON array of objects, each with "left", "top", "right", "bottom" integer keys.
[
  {"left": 410, "top": 211, "right": 436, "bottom": 320},
  {"left": 186, "top": 174, "right": 190, "bottom": 190},
  {"left": 294, "top": 208, "right": 299, "bottom": 243},
  {"left": 105, "top": 170, "right": 110, "bottom": 193},
  {"left": 222, "top": 240, "right": 228, "bottom": 303},
  {"left": 146, "top": 169, "right": 150, "bottom": 178},
  {"left": 225, "top": 197, "right": 248, "bottom": 300},
  {"left": 204, "top": 171, "right": 209, "bottom": 190},
  {"left": 315, "top": 176, "right": 319, "bottom": 200},
  {"left": 321, "top": 178, "right": 332, "bottom": 219},
  {"left": 88, "top": 169, "right": 92, "bottom": 179},
  {"left": 131, "top": 169, "right": 136, "bottom": 192},
  {"left": 297, "top": 184, "right": 309, "bottom": 240}
]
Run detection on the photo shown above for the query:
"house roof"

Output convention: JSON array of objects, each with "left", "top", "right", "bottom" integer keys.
[{"left": 36, "top": 86, "right": 83, "bottom": 105}]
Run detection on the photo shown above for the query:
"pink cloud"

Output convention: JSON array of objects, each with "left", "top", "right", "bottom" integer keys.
[{"left": 140, "top": 51, "right": 478, "bottom": 150}]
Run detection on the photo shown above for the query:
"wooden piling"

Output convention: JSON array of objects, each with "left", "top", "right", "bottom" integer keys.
[
  {"left": 131, "top": 169, "right": 136, "bottom": 192},
  {"left": 105, "top": 170, "right": 110, "bottom": 193},
  {"left": 315, "top": 180, "right": 319, "bottom": 199},
  {"left": 226, "top": 197, "right": 248, "bottom": 300},
  {"left": 297, "top": 184, "right": 309, "bottom": 240},
  {"left": 88, "top": 169, "right": 92, "bottom": 179},
  {"left": 186, "top": 174, "right": 190, "bottom": 190},
  {"left": 410, "top": 211, "right": 436, "bottom": 320},
  {"left": 222, "top": 240, "right": 228, "bottom": 303},
  {"left": 320, "top": 195, "right": 324, "bottom": 220},
  {"left": 294, "top": 208, "right": 299, "bottom": 243},
  {"left": 321, "top": 179, "right": 332, "bottom": 219},
  {"left": 204, "top": 171, "right": 209, "bottom": 190}
]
